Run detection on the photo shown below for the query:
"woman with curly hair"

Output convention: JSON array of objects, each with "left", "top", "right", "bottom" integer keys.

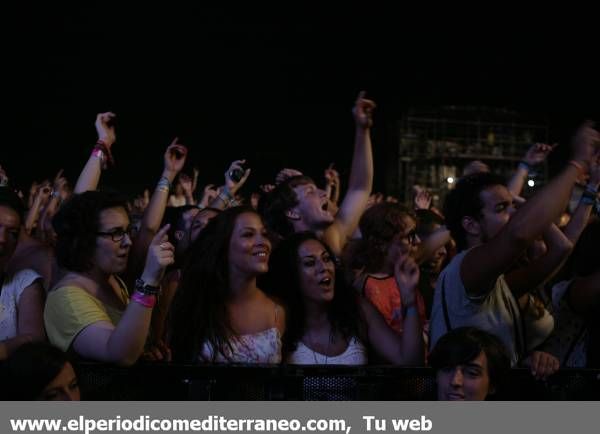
[
  {"left": 167, "top": 206, "right": 285, "bottom": 363},
  {"left": 350, "top": 203, "right": 428, "bottom": 339},
  {"left": 44, "top": 191, "right": 174, "bottom": 366},
  {"left": 264, "top": 232, "right": 423, "bottom": 365}
]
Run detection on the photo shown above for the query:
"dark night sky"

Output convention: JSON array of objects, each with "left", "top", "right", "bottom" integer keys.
[{"left": 4, "top": 5, "right": 599, "bottom": 196}]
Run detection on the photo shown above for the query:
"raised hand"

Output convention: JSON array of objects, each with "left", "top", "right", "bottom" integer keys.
[
  {"left": 414, "top": 190, "right": 432, "bottom": 210},
  {"left": 523, "top": 351, "right": 560, "bottom": 380},
  {"left": 394, "top": 254, "right": 420, "bottom": 308},
  {"left": 179, "top": 174, "right": 193, "bottom": 195},
  {"left": 163, "top": 138, "right": 188, "bottom": 177},
  {"left": 199, "top": 184, "right": 219, "bottom": 208},
  {"left": 572, "top": 121, "right": 600, "bottom": 166},
  {"left": 352, "top": 91, "right": 376, "bottom": 130},
  {"left": 141, "top": 224, "right": 175, "bottom": 286},
  {"left": 275, "top": 168, "right": 303, "bottom": 185},
  {"left": 225, "top": 159, "right": 251, "bottom": 194},
  {"left": 95, "top": 112, "right": 116, "bottom": 148},
  {"left": 523, "top": 143, "right": 556, "bottom": 166}
]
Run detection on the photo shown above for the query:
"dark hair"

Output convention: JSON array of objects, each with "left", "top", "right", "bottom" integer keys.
[
  {"left": 1, "top": 342, "right": 76, "bottom": 400},
  {"left": 429, "top": 327, "right": 510, "bottom": 393},
  {"left": 351, "top": 202, "right": 415, "bottom": 273},
  {"left": 0, "top": 186, "right": 25, "bottom": 223},
  {"left": 415, "top": 209, "right": 444, "bottom": 239},
  {"left": 258, "top": 175, "right": 315, "bottom": 238},
  {"left": 167, "top": 206, "right": 262, "bottom": 362},
  {"left": 53, "top": 191, "right": 129, "bottom": 272},
  {"left": 262, "top": 232, "right": 363, "bottom": 356},
  {"left": 443, "top": 172, "right": 506, "bottom": 251}
]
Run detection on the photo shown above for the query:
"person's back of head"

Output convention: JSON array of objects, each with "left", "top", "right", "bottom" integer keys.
[{"left": 443, "top": 172, "right": 506, "bottom": 252}]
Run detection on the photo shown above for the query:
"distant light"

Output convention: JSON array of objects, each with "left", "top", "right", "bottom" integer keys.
[
  {"left": 528, "top": 180, "right": 535, "bottom": 187},
  {"left": 447, "top": 177, "right": 455, "bottom": 184}
]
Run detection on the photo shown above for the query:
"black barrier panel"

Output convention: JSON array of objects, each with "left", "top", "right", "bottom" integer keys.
[{"left": 73, "top": 363, "right": 600, "bottom": 401}]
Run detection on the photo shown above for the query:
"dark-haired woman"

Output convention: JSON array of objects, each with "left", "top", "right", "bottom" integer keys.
[
  {"left": 265, "top": 232, "right": 423, "bottom": 365},
  {"left": 168, "top": 206, "right": 285, "bottom": 363}
]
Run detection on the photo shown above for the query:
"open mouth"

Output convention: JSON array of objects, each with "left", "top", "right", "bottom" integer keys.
[
  {"left": 321, "top": 201, "right": 329, "bottom": 211},
  {"left": 252, "top": 249, "right": 270, "bottom": 258},
  {"left": 319, "top": 277, "right": 332, "bottom": 286}
]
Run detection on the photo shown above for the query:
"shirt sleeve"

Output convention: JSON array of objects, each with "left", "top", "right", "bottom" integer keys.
[{"left": 44, "top": 286, "right": 111, "bottom": 352}]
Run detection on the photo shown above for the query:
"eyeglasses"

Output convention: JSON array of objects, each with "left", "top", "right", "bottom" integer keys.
[
  {"left": 96, "top": 226, "right": 134, "bottom": 242},
  {"left": 400, "top": 229, "right": 418, "bottom": 246}
]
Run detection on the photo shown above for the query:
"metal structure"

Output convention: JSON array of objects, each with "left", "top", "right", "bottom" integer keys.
[{"left": 397, "top": 107, "right": 549, "bottom": 205}]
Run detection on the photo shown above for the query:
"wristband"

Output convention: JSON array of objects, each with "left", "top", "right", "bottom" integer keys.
[
  {"left": 518, "top": 161, "right": 531, "bottom": 171},
  {"left": 131, "top": 291, "right": 156, "bottom": 308}
]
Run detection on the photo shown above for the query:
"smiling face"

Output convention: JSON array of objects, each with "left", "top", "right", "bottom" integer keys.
[
  {"left": 92, "top": 207, "right": 132, "bottom": 275},
  {"left": 228, "top": 212, "right": 271, "bottom": 277},
  {"left": 296, "top": 238, "right": 336, "bottom": 304},
  {"left": 289, "top": 182, "right": 334, "bottom": 232},
  {"left": 436, "top": 351, "right": 492, "bottom": 401}
]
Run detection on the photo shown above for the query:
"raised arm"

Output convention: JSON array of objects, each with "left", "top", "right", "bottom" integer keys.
[
  {"left": 563, "top": 155, "right": 600, "bottom": 243},
  {"left": 208, "top": 159, "right": 251, "bottom": 210},
  {"left": 128, "top": 139, "right": 187, "bottom": 280},
  {"left": 462, "top": 123, "right": 600, "bottom": 297},
  {"left": 505, "top": 223, "right": 573, "bottom": 298},
  {"left": 507, "top": 143, "right": 555, "bottom": 198},
  {"left": 359, "top": 255, "right": 424, "bottom": 365},
  {"left": 24, "top": 182, "right": 51, "bottom": 235},
  {"left": 324, "top": 91, "right": 375, "bottom": 255},
  {"left": 72, "top": 225, "right": 174, "bottom": 366},
  {"left": 74, "top": 112, "right": 116, "bottom": 193}
]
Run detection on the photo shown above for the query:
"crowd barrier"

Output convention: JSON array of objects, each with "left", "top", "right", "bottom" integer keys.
[{"left": 76, "top": 363, "right": 600, "bottom": 400}]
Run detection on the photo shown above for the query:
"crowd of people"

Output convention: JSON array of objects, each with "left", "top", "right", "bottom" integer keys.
[{"left": 1, "top": 92, "right": 599, "bottom": 401}]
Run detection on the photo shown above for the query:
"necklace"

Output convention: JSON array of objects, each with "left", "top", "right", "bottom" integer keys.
[{"left": 308, "top": 328, "right": 333, "bottom": 365}]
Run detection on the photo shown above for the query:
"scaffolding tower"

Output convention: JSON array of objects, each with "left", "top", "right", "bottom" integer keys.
[{"left": 397, "top": 106, "right": 549, "bottom": 206}]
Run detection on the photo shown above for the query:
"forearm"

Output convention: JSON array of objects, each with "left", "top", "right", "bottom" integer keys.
[
  {"left": 24, "top": 198, "right": 43, "bottom": 234},
  {"left": 507, "top": 164, "right": 579, "bottom": 243},
  {"left": 563, "top": 189, "right": 596, "bottom": 244},
  {"left": 74, "top": 155, "right": 102, "bottom": 193},
  {"left": 105, "top": 302, "right": 153, "bottom": 366},
  {"left": 507, "top": 165, "right": 528, "bottom": 198},
  {"left": 142, "top": 170, "right": 177, "bottom": 234},
  {"left": 506, "top": 226, "right": 572, "bottom": 297},
  {"left": 347, "top": 126, "right": 373, "bottom": 194},
  {"left": 396, "top": 310, "right": 424, "bottom": 366}
]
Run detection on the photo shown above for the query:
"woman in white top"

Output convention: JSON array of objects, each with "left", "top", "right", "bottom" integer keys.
[
  {"left": 168, "top": 207, "right": 285, "bottom": 363},
  {"left": 0, "top": 187, "right": 45, "bottom": 360},
  {"left": 264, "top": 232, "right": 423, "bottom": 366}
]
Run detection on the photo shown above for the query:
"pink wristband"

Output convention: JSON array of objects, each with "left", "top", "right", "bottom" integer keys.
[
  {"left": 131, "top": 291, "right": 156, "bottom": 308},
  {"left": 91, "top": 147, "right": 104, "bottom": 160}
]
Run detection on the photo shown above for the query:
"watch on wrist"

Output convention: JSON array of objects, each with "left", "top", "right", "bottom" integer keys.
[{"left": 134, "top": 278, "right": 161, "bottom": 296}]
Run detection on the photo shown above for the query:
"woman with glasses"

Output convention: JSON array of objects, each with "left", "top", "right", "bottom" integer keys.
[
  {"left": 349, "top": 203, "right": 428, "bottom": 343},
  {"left": 44, "top": 191, "right": 174, "bottom": 366}
]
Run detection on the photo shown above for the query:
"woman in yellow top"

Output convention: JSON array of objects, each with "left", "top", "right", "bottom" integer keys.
[{"left": 44, "top": 191, "right": 174, "bottom": 366}]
